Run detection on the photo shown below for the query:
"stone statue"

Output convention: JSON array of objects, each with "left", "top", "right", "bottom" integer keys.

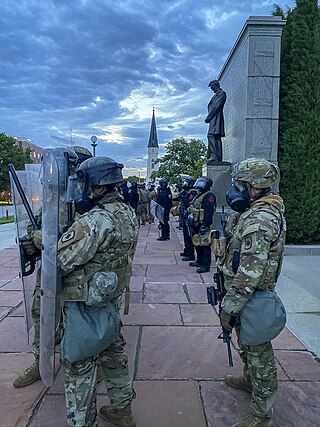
[{"left": 204, "top": 80, "right": 227, "bottom": 163}]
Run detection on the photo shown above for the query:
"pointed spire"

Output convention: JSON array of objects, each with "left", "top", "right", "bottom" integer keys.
[{"left": 148, "top": 107, "right": 159, "bottom": 148}]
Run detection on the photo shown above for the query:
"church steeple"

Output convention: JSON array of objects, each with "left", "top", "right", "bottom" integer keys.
[
  {"left": 146, "top": 108, "right": 159, "bottom": 183},
  {"left": 148, "top": 108, "right": 159, "bottom": 148}
]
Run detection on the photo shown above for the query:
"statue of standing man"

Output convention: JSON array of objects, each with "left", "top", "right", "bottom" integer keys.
[{"left": 205, "top": 80, "right": 227, "bottom": 163}]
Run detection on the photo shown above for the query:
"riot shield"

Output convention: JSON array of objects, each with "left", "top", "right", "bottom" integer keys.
[
  {"left": 150, "top": 200, "right": 165, "bottom": 223},
  {"left": 9, "top": 166, "right": 42, "bottom": 340},
  {"left": 40, "top": 148, "right": 71, "bottom": 386}
]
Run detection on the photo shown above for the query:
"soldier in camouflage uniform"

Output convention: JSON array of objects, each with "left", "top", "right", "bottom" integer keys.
[
  {"left": 136, "top": 183, "right": 149, "bottom": 226},
  {"left": 218, "top": 158, "right": 286, "bottom": 427},
  {"left": 57, "top": 156, "right": 138, "bottom": 427},
  {"left": 13, "top": 146, "right": 93, "bottom": 389}
]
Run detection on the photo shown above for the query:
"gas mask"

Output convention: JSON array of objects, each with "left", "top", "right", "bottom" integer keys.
[
  {"left": 226, "top": 181, "right": 251, "bottom": 212},
  {"left": 66, "top": 174, "right": 95, "bottom": 215}
]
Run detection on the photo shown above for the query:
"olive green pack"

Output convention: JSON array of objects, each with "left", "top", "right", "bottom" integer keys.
[{"left": 239, "top": 290, "right": 286, "bottom": 346}]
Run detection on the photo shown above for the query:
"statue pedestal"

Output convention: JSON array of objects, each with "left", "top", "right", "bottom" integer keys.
[{"left": 202, "top": 162, "right": 232, "bottom": 229}]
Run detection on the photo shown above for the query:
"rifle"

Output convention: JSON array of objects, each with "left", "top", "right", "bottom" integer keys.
[
  {"left": 206, "top": 206, "right": 233, "bottom": 367},
  {"left": 9, "top": 164, "right": 41, "bottom": 276},
  {"left": 9, "top": 164, "right": 40, "bottom": 231}
]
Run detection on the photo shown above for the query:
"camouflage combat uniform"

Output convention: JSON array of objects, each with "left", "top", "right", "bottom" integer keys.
[
  {"left": 219, "top": 195, "right": 286, "bottom": 419},
  {"left": 58, "top": 190, "right": 138, "bottom": 427},
  {"left": 136, "top": 188, "right": 149, "bottom": 226}
]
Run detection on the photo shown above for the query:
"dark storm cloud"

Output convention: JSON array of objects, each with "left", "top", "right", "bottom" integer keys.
[{"left": 0, "top": 0, "right": 295, "bottom": 174}]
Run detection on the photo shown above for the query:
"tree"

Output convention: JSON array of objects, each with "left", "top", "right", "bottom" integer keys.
[
  {"left": 0, "top": 133, "right": 32, "bottom": 192},
  {"left": 126, "top": 175, "right": 141, "bottom": 183},
  {"left": 150, "top": 137, "right": 207, "bottom": 184},
  {"left": 276, "top": 0, "right": 320, "bottom": 243}
]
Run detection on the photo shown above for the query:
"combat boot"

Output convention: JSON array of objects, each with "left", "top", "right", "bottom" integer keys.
[
  {"left": 224, "top": 375, "right": 252, "bottom": 393},
  {"left": 13, "top": 356, "right": 41, "bottom": 388},
  {"left": 99, "top": 404, "right": 135, "bottom": 427},
  {"left": 231, "top": 413, "right": 273, "bottom": 427}
]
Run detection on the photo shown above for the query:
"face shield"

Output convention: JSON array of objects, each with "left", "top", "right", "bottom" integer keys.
[
  {"left": 194, "top": 177, "right": 209, "bottom": 189},
  {"left": 65, "top": 175, "right": 86, "bottom": 203},
  {"left": 182, "top": 180, "right": 189, "bottom": 190}
]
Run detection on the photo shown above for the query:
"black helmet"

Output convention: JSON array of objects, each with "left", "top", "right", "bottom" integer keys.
[
  {"left": 158, "top": 179, "right": 168, "bottom": 188},
  {"left": 77, "top": 156, "right": 124, "bottom": 188},
  {"left": 73, "top": 146, "right": 93, "bottom": 165},
  {"left": 194, "top": 176, "right": 213, "bottom": 192},
  {"left": 182, "top": 176, "right": 196, "bottom": 190}
]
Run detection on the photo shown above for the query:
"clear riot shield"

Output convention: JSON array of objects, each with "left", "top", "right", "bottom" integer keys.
[
  {"left": 150, "top": 199, "right": 165, "bottom": 223},
  {"left": 9, "top": 167, "right": 42, "bottom": 340},
  {"left": 40, "top": 148, "right": 70, "bottom": 386}
]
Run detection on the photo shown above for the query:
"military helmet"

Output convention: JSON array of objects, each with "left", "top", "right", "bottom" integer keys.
[
  {"left": 158, "top": 178, "right": 168, "bottom": 188},
  {"left": 73, "top": 146, "right": 93, "bottom": 164},
  {"left": 77, "top": 156, "right": 124, "bottom": 187},
  {"left": 194, "top": 176, "right": 213, "bottom": 191},
  {"left": 182, "top": 176, "right": 196, "bottom": 189},
  {"left": 232, "top": 158, "right": 279, "bottom": 189}
]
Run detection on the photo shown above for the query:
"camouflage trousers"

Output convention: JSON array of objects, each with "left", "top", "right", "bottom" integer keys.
[
  {"left": 64, "top": 331, "right": 135, "bottom": 427},
  {"left": 31, "top": 276, "right": 41, "bottom": 356},
  {"left": 137, "top": 204, "right": 148, "bottom": 226},
  {"left": 237, "top": 327, "right": 277, "bottom": 418}
]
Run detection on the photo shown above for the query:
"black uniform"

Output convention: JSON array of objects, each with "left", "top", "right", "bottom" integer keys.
[
  {"left": 128, "top": 185, "right": 139, "bottom": 212},
  {"left": 120, "top": 182, "right": 130, "bottom": 204},
  {"left": 181, "top": 189, "right": 198, "bottom": 259},
  {"left": 157, "top": 186, "right": 173, "bottom": 240},
  {"left": 189, "top": 189, "right": 216, "bottom": 272}
]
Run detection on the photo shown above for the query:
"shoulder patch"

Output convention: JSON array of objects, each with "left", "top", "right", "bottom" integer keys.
[
  {"left": 209, "top": 195, "right": 216, "bottom": 203},
  {"left": 61, "top": 230, "right": 75, "bottom": 243},
  {"left": 244, "top": 236, "right": 252, "bottom": 250}
]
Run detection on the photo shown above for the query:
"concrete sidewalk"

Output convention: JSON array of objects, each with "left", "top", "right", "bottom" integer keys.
[{"left": 0, "top": 222, "right": 320, "bottom": 427}]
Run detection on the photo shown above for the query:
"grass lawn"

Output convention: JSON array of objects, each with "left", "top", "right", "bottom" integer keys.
[{"left": 0, "top": 216, "right": 14, "bottom": 224}]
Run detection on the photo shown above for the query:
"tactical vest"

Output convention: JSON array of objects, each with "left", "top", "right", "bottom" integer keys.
[
  {"left": 61, "top": 199, "right": 138, "bottom": 312},
  {"left": 189, "top": 191, "right": 211, "bottom": 223},
  {"left": 219, "top": 198, "right": 286, "bottom": 291}
]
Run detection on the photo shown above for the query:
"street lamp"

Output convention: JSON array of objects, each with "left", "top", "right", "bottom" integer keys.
[{"left": 90, "top": 135, "right": 97, "bottom": 157}]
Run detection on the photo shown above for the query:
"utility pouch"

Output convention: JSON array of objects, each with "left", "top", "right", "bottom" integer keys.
[
  {"left": 86, "top": 272, "right": 118, "bottom": 307},
  {"left": 192, "top": 234, "right": 201, "bottom": 246},
  {"left": 61, "top": 301, "right": 119, "bottom": 363},
  {"left": 239, "top": 290, "right": 286, "bottom": 346},
  {"left": 211, "top": 236, "right": 227, "bottom": 258},
  {"left": 199, "top": 230, "right": 211, "bottom": 246}
]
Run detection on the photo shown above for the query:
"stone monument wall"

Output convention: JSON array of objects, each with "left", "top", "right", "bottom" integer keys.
[{"left": 217, "top": 16, "right": 285, "bottom": 164}]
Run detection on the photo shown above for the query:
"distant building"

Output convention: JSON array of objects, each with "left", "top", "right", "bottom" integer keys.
[
  {"left": 14, "top": 137, "right": 43, "bottom": 163},
  {"left": 146, "top": 108, "right": 159, "bottom": 183}
]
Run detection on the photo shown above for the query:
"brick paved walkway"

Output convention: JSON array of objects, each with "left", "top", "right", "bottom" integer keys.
[{"left": 0, "top": 222, "right": 320, "bottom": 426}]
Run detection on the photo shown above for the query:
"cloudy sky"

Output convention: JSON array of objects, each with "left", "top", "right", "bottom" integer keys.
[{"left": 1, "top": 0, "right": 294, "bottom": 176}]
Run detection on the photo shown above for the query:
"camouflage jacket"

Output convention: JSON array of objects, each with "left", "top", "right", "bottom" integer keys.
[
  {"left": 58, "top": 190, "right": 138, "bottom": 302},
  {"left": 220, "top": 195, "right": 286, "bottom": 315}
]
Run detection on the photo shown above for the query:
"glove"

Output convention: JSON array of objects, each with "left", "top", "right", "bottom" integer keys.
[
  {"left": 21, "top": 238, "right": 36, "bottom": 256},
  {"left": 30, "top": 229, "right": 42, "bottom": 250},
  {"left": 220, "top": 309, "right": 233, "bottom": 332},
  {"left": 199, "top": 225, "right": 207, "bottom": 236}
]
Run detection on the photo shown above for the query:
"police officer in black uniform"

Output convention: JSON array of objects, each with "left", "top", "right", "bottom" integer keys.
[
  {"left": 188, "top": 177, "right": 216, "bottom": 273},
  {"left": 120, "top": 179, "right": 130, "bottom": 204},
  {"left": 157, "top": 179, "right": 173, "bottom": 241},
  {"left": 179, "top": 177, "right": 198, "bottom": 261},
  {"left": 128, "top": 181, "right": 139, "bottom": 212}
]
